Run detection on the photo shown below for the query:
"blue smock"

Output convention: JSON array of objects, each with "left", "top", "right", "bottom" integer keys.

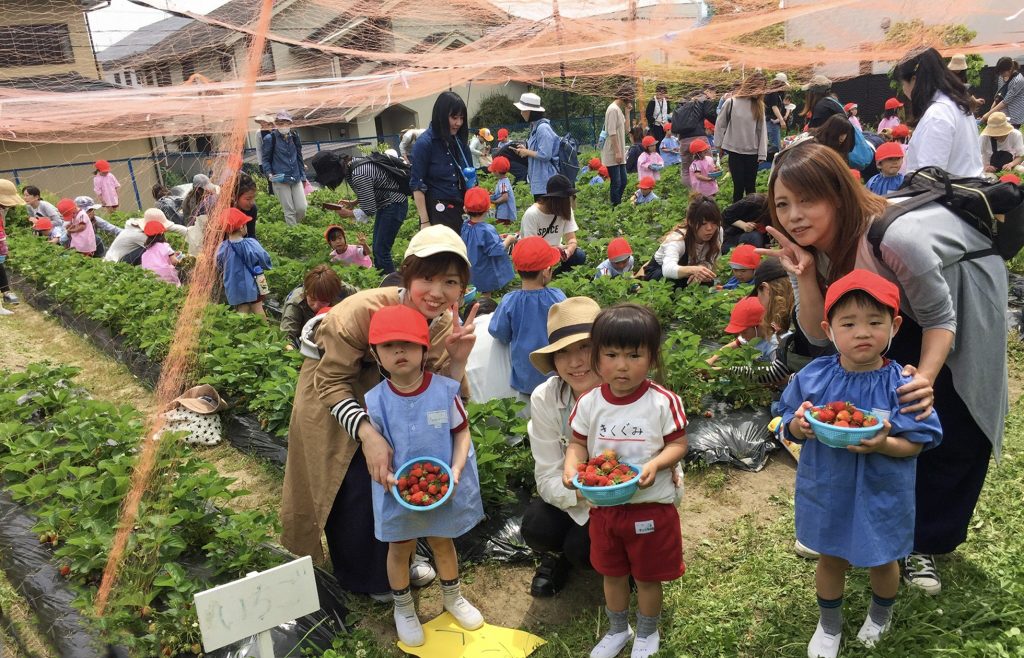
[{"left": 461, "top": 220, "right": 514, "bottom": 293}]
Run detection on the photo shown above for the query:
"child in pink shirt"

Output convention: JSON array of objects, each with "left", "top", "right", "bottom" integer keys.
[
  {"left": 687, "top": 139, "right": 720, "bottom": 197},
  {"left": 325, "top": 224, "right": 372, "bottom": 268},
  {"left": 67, "top": 197, "right": 98, "bottom": 256},
  {"left": 637, "top": 135, "right": 665, "bottom": 181},
  {"left": 140, "top": 219, "right": 182, "bottom": 285},
  {"left": 93, "top": 160, "right": 121, "bottom": 210}
]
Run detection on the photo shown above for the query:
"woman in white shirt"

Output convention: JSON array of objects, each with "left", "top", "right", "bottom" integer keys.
[
  {"left": 894, "top": 47, "right": 983, "bottom": 177},
  {"left": 639, "top": 195, "right": 723, "bottom": 287},
  {"left": 522, "top": 297, "right": 603, "bottom": 597},
  {"left": 519, "top": 174, "right": 586, "bottom": 272}
]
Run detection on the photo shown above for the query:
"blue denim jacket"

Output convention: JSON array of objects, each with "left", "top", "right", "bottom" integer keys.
[
  {"left": 409, "top": 125, "right": 473, "bottom": 200},
  {"left": 526, "top": 119, "right": 561, "bottom": 195},
  {"left": 261, "top": 130, "right": 305, "bottom": 181}
]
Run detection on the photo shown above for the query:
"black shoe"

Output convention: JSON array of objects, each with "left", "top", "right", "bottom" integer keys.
[{"left": 530, "top": 554, "right": 569, "bottom": 597}]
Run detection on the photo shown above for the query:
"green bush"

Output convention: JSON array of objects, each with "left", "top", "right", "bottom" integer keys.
[{"left": 471, "top": 93, "right": 524, "bottom": 130}]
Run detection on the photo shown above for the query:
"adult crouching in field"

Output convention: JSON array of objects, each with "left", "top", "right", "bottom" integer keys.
[
  {"left": 103, "top": 208, "right": 187, "bottom": 265},
  {"left": 762, "top": 141, "right": 1007, "bottom": 597},
  {"left": 522, "top": 297, "right": 602, "bottom": 596},
  {"left": 261, "top": 111, "right": 308, "bottom": 226},
  {"left": 411, "top": 92, "right": 474, "bottom": 233},
  {"left": 511, "top": 92, "right": 561, "bottom": 202},
  {"left": 280, "top": 226, "right": 479, "bottom": 600},
  {"left": 331, "top": 154, "right": 410, "bottom": 274}
]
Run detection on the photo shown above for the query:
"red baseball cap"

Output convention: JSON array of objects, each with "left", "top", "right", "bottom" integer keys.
[
  {"left": 843, "top": 102, "right": 857, "bottom": 112},
  {"left": 891, "top": 124, "right": 910, "bottom": 139},
  {"left": 703, "top": 119, "right": 715, "bottom": 132},
  {"left": 849, "top": 168, "right": 862, "bottom": 181},
  {"left": 223, "top": 207, "right": 252, "bottom": 232},
  {"left": 641, "top": 135, "right": 657, "bottom": 148},
  {"left": 94, "top": 160, "right": 111, "bottom": 173},
  {"left": 588, "top": 157, "right": 602, "bottom": 170},
  {"left": 33, "top": 217, "right": 53, "bottom": 232},
  {"left": 497, "top": 128, "right": 509, "bottom": 140},
  {"left": 1000, "top": 173, "right": 1021, "bottom": 185},
  {"left": 56, "top": 198, "right": 76, "bottom": 219},
  {"left": 728, "top": 244, "right": 760, "bottom": 270},
  {"left": 689, "top": 139, "right": 710, "bottom": 154},
  {"left": 884, "top": 98, "right": 904, "bottom": 110},
  {"left": 512, "top": 236, "right": 561, "bottom": 272},
  {"left": 598, "top": 166, "right": 609, "bottom": 177},
  {"left": 143, "top": 220, "right": 166, "bottom": 237},
  {"left": 607, "top": 237, "right": 632, "bottom": 262},
  {"left": 463, "top": 186, "right": 491, "bottom": 214},
  {"left": 368, "top": 305, "right": 430, "bottom": 348},
  {"left": 663, "top": 122, "right": 672, "bottom": 133},
  {"left": 823, "top": 269, "right": 900, "bottom": 320},
  {"left": 637, "top": 176, "right": 656, "bottom": 190},
  {"left": 874, "top": 142, "right": 904, "bottom": 163},
  {"left": 724, "top": 297, "right": 765, "bottom": 334},
  {"left": 488, "top": 156, "right": 510, "bottom": 174}
]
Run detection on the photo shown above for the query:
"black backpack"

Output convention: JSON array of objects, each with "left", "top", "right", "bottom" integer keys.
[
  {"left": 868, "top": 166, "right": 1024, "bottom": 262},
  {"left": 310, "top": 149, "right": 347, "bottom": 190},
  {"left": 671, "top": 100, "right": 705, "bottom": 138},
  {"left": 351, "top": 152, "right": 412, "bottom": 195}
]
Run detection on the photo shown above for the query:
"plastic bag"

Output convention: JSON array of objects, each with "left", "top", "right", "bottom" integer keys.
[{"left": 684, "top": 400, "right": 777, "bottom": 471}]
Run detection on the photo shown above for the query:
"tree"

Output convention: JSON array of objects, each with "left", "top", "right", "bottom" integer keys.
[{"left": 471, "top": 93, "right": 525, "bottom": 130}]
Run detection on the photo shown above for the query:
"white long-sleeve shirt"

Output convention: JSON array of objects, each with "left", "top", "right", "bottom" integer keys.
[
  {"left": 528, "top": 376, "right": 591, "bottom": 525},
  {"left": 904, "top": 92, "right": 983, "bottom": 177}
]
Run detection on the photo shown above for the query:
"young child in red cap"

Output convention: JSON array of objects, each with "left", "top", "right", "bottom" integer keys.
[
  {"left": 140, "top": 220, "right": 182, "bottom": 286},
  {"left": 496, "top": 127, "right": 510, "bottom": 151},
  {"left": 779, "top": 269, "right": 942, "bottom": 658},
  {"left": 659, "top": 123, "right": 681, "bottom": 167},
  {"left": 488, "top": 236, "right": 567, "bottom": 396},
  {"left": 721, "top": 243, "right": 760, "bottom": 290},
  {"left": 364, "top": 304, "right": 485, "bottom": 648},
  {"left": 216, "top": 207, "right": 273, "bottom": 316},
  {"left": 460, "top": 186, "right": 515, "bottom": 297},
  {"left": 706, "top": 296, "right": 774, "bottom": 365},
  {"left": 843, "top": 103, "right": 862, "bottom": 131},
  {"left": 487, "top": 156, "right": 517, "bottom": 225},
  {"left": 92, "top": 160, "right": 120, "bottom": 212},
  {"left": 878, "top": 98, "right": 903, "bottom": 132},
  {"left": 630, "top": 177, "right": 659, "bottom": 206},
  {"left": 866, "top": 142, "right": 905, "bottom": 196},
  {"left": 636, "top": 135, "right": 665, "bottom": 181},
  {"left": 580, "top": 156, "right": 604, "bottom": 182},
  {"left": 589, "top": 166, "right": 610, "bottom": 186},
  {"left": 595, "top": 237, "right": 634, "bottom": 278},
  {"left": 687, "top": 139, "right": 719, "bottom": 197},
  {"left": 325, "top": 224, "right": 372, "bottom": 268}
]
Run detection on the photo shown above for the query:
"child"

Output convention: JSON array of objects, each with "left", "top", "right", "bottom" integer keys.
[
  {"left": 631, "top": 177, "right": 659, "bottom": 205},
  {"left": 779, "top": 270, "right": 942, "bottom": 658},
  {"left": 877, "top": 98, "right": 903, "bottom": 132},
  {"left": 496, "top": 127, "right": 511, "bottom": 152},
  {"left": 865, "top": 143, "right": 905, "bottom": 196},
  {"left": 32, "top": 217, "right": 53, "bottom": 238},
  {"left": 580, "top": 156, "right": 603, "bottom": 181},
  {"left": 590, "top": 166, "right": 609, "bottom": 186},
  {"left": 488, "top": 236, "right": 567, "bottom": 397},
  {"left": 55, "top": 198, "right": 75, "bottom": 247},
  {"left": 890, "top": 125, "right": 910, "bottom": 175},
  {"left": 562, "top": 303, "right": 687, "bottom": 658},
  {"left": 843, "top": 103, "right": 862, "bottom": 131},
  {"left": 637, "top": 136, "right": 665, "bottom": 181},
  {"left": 595, "top": 237, "right": 634, "bottom": 278},
  {"left": 0, "top": 178, "right": 26, "bottom": 314},
  {"left": 216, "top": 207, "right": 273, "bottom": 316},
  {"left": 706, "top": 296, "right": 773, "bottom": 365},
  {"left": 364, "top": 304, "right": 485, "bottom": 647},
  {"left": 140, "top": 220, "right": 182, "bottom": 286},
  {"left": 488, "top": 156, "right": 517, "bottom": 225},
  {"left": 721, "top": 243, "right": 760, "bottom": 290},
  {"left": 659, "top": 123, "right": 681, "bottom": 167},
  {"left": 460, "top": 186, "right": 515, "bottom": 298},
  {"left": 67, "top": 197, "right": 98, "bottom": 257},
  {"left": 688, "top": 139, "right": 719, "bottom": 197},
  {"left": 92, "top": 160, "right": 120, "bottom": 211},
  {"left": 325, "top": 224, "right": 372, "bottom": 268}
]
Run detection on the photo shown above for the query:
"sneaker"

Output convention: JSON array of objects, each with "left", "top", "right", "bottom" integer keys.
[
  {"left": 394, "top": 605, "right": 425, "bottom": 646},
  {"left": 901, "top": 552, "right": 941, "bottom": 595},
  {"left": 444, "top": 595, "right": 484, "bottom": 631},
  {"left": 591, "top": 626, "right": 633, "bottom": 658},
  {"left": 631, "top": 630, "right": 660, "bottom": 658},
  {"left": 795, "top": 540, "right": 821, "bottom": 560},
  {"left": 0, "top": 307, "right": 12, "bottom": 316},
  {"left": 530, "top": 554, "right": 570, "bottom": 597},
  {"left": 856, "top": 614, "right": 891, "bottom": 648},
  {"left": 807, "top": 622, "right": 841, "bottom": 658},
  {"left": 368, "top": 591, "right": 393, "bottom": 603},
  {"left": 410, "top": 554, "right": 436, "bottom": 588},
  {"left": 3, "top": 292, "right": 19, "bottom": 305}
]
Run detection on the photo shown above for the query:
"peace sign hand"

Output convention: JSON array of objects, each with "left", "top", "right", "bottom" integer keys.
[
  {"left": 445, "top": 303, "right": 479, "bottom": 376},
  {"left": 756, "top": 226, "right": 816, "bottom": 277}
]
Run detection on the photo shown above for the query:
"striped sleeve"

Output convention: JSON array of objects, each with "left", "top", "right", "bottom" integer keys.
[
  {"left": 728, "top": 359, "right": 793, "bottom": 386},
  {"left": 651, "top": 383, "right": 687, "bottom": 442},
  {"left": 330, "top": 398, "right": 368, "bottom": 441},
  {"left": 450, "top": 395, "right": 468, "bottom": 433},
  {"left": 351, "top": 162, "right": 406, "bottom": 218}
]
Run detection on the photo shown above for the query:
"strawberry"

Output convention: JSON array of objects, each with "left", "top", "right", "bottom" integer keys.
[
  {"left": 440, "top": 484, "right": 449, "bottom": 495},
  {"left": 440, "top": 473, "right": 450, "bottom": 483},
  {"left": 817, "top": 409, "right": 836, "bottom": 423},
  {"left": 597, "top": 476, "right": 609, "bottom": 486},
  {"left": 834, "top": 420, "right": 850, "bottom": 427},
  {"left": 835, "top": 410, "right": 851, "bottom": 423},
  {"left": 410, "top": 484, "right": 421, "bottom": 494},
  {"left": 851, "top": 410, "right": 865, "bottom": 424},
  {"left": 583, "top": 473, "right": 599, "bottom": 486},
  {"left": 428, "top": 484, "right": 438, "bottom": 495},
  {"left": 410, "top": 467, "right": 423, "bottom": 479},
  {"left": 829, "top": 401, "right": 847, "bottom": 413},
  {"left": 59, "top": 565, "right": 71, "bottom": 577},
  {"left": 863, "top": 417, "right": 878, "bottom": 427},
  {"left": 410, "top": 492, "right": 425, "bottom": 505},
  {"left": 397, "top": 477, "right": 408, "bottom": 490}
]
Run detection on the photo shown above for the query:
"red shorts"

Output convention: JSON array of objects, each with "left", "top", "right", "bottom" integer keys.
[{"left": 589, "top": 503, "right": 685, "bottom": 582}]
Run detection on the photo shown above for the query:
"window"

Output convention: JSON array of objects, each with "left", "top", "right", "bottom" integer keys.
[
  {"left": 181, "top": 58, "right": 195, "bottom": 81},
  {"left": 0, "top": 24, "right": 73, "bottom": 67},
  {"left": 156, "top": 65, "right": 171, "bottom": 87},
  {"left": 113, "top": 72, "right": 122, "bottom": 85},
  {"left": 260, "top": 41, "right": 275, "bottom": 76}
]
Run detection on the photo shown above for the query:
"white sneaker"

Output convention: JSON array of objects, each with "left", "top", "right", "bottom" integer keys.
[
  {"left": 445, "top": 595, "right": 484, "bottom": 631},
  {"left": 591, "top": 625, "right": 633, "bottom": 658},
  {"left": 0, "top": 307, "right": 13, "bottom": 316},
  {"left": 410, "top": 554, "right": 436, "bottom": 588},
  {"left": 794, "top": 540, "right": 821, "bottom": 560},
  {"left": 631, "top": 630, "right": 660, "bottom": 657},
  {"left": 394, "top": 605, "right": 425, "bottom": 646},
  {"left": 902, "top": 553, "right": 941, "bottom": 595},
  {"left": 807, "top": 622, "right": 841, "bottom": 658},
  {"left": 856, "top": 615, "right": 891, "bottom": 648},
  {"left": 3, "top": 292, "right": 19, "bottom": 305},
  {"left": 369, "top": 591, "right": 393, "bottom": 603}
]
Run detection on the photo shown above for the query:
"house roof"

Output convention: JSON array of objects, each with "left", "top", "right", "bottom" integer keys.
[
  {"left": 97, "top": 15, "right": 193, "bottom": 64},
  {"left": 0, "top": 73, "right": 122, "bottom": 93}
]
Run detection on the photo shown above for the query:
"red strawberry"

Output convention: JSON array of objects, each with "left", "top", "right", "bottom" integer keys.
[
  {"left": 410, "top": 484, "right": 421, "bottom": 494},
  {"left": 59, "top": 565, "right": 71, "bottom": 577},
  {"left": 583, "top": 474, "right": 599, "bottom": 486},
  {"left": 863, "top": 417, "right": 878, "bottom": 427},
  {"left": 428, "top": 484, "right": 439, "bottom": 495},
  {"left": 851, "top": 410, "right": 865, "bottom": 424},
  {"left": 836, "top": 410, "right": 851, "bottom": 423},
  {"left": 440, "top": 484, "right": 449, "bottom": 495},
  {"left": 397, "top": 477, "right": 409, "bottom": 490},
  {"left": 440, "top": 473, "right": 450, "bottom": 483},
  {"left": 829, "top": 401, "right": 847, "bottom": 413},
  {"left": 817, "top": 409, "right": 836, "bottom": 423},
  {"left": 427, "top": 473, "right": 437, "bottom": 483},
  {"left": 410, "top": 467, "right": 423, "bottom": 478},
  {"left": 410, "top": 492, "right": 424, "bottom": 504},
  {"left": 834, "top": 420, "right": 851, "bottom": 427}
]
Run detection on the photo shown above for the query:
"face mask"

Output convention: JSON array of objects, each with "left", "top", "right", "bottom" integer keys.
[{"left": 278, "top": 126, "right": 291, "bottom": 135}]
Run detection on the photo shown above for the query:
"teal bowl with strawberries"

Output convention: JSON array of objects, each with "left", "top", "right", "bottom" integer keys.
[
  {"left": 392, "top": 456, "right": 454, "bottom": 512},
  {"left": 572, "top": 462, "right": 642, "bottom": 506},
  {"left": 807, "top": 407, "right": 884, "bottom": 449}
]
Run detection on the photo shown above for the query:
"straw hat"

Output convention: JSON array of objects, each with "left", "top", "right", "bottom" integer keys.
[
  {"left": 982, "top": 112, "right": 1015, "bottom": 138},
  {"left": 801, "top": 74, "right": 831, "bottom": 92},
  {"left": 169, "top": 384, "right": 226, "bottom": 414},
  {"left": 529, "top": 297, "right": 601, "bottom": 375},
  {"left": 0, "top": 179, "right": 26, "bottom": 207},
  {"left": 948, "top": 54, "right": 968, "bottom": 72}
]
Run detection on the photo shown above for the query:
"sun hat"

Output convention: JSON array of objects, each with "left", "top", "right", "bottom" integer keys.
[
  {"left": 689, "top": 139, "right": 710, "bottom": 154},
  {"left": 513, "top": 92, "right": 545, "bottom": 112},
  {"left": 143, "top": 220, "right": 166, "bottom": 237},
  {"left": 641, "top": 135, "right": 657, "bottom": 148},
  {"left": 948, "top": 54, "right": 968, "bottom": 72},
  {"left": 884, "top": 98, "right": 904, "bottom": 110},
  {"left": 773, "top": 72, "right": 790, "bottom": 87},
  {"left": 56, "top": 198, "right": 77, "bottom": 218},
  {"left": 323, "top": 224, "right": 345, "bottom": 242},
  {"left": 143, "top": 207, "right": 172, "bottom": 229},
  {"left": 598, "top": 166, "right": 609, "bottom": 177},
  {"left": 529, "top": 296, "right": 602, "bottom": 374},
  {"left": 891, "top": 124, "right": 910, "bottom": 139},
  {"left": 663, "top": 122, "right": 672, "bottom": 133},
  {"left": 275, "top": 110, "right": 293, "bottom": 122},
  {"left": 478, "top": 128, "right": 494, "bottom": 141},
  {"left": 544, "top": 174, "right": 577, "bottom": 198},
  {"left": 254, "top": 114, "right": 275, "bottom": 124},
  {"left": 843, "top": 102, "right": 857, "bottom": 112},
  {"left": 0, "top": 179, "right": 27, "bottom": 207},
  {"left": 728, "top": 244, "right": 760, "bottom": 270},
  {"left": 823, "top": 269, "right": 900, "bottom": 320},
  {"left": 801, "top": 74, "right": 831, "bottom": 92},
  {"left": 512, "top": 236, "right": 561, "bottom": 272},
  {"left": 607, "top": 237, "right": 632, "bottom": 262},
  {"left": 463, "top": 186, "right": 491, "bottom": 214},
  {"left": 874, "top": 142, "right": 905, "bottom": 162},
  {"left": 1000, "top": 173, "right": 1022, "bottom": 185},
  {"left": 223, "top": 207, "right": 253, "bottom": 232},
  {"left": 982, "top": 112, "right": 1015, "bottom": 138},
  {"left": 725, "top": 297, "right": 765, "bottom": 334},
  {"left": 637, "top": 176, "right": 656, "bottom": 190},
  {"left": 497, "top": 128, "right": 509, "bottom": 140},
  {"left": 488, "top": 156, "right": 511, "bottom": 174},
  {"left": 747, "top": 257, "right": 788, "bottom": 296},
  {"left": 169, "top": 384, "right": 227, "bottom": 414},
  {"left": 192, "top": 173, "right": 214, "bottom": 191},
  {"left": 404, "top": 224, "right": 471, "bottom": 267},
  {"left": 368, "top": 304, "right": 430, "bottom": 348},
  {"left": 74, "top": 195, "right": 101, "bottom": 210},
  {"left": 32, "top": 217, "right": 53, "bottom": 232},
  {"left": 588, "top": 157, "right": 602, "bottom": 170},
  {"left": 94, "top": 160, "right": 111, "bottom": 173}
]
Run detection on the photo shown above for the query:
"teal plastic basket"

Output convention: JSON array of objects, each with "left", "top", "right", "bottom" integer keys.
[
  {"left": 463, "top": 286, "right": 478, "bottom": 306},
  {"left": 572, "top": 463, "right": 641, "bottom": 506},
  {"left": 707, "top": 170, "right": 724, "bottom": 179},
  {"left": 806, "top": 408, "right": 884, "bottom": 449},
  {"left": 392, "top": 456, "right": 453, "bottom": 512}
]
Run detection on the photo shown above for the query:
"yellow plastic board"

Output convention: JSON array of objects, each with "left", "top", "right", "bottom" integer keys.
[{"left": 397, "top": 612, "right": 546, "bottom": 657}]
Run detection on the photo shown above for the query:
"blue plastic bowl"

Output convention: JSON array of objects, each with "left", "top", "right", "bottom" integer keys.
[
  {"left": 572, "top": 462, "right": 641, "bottom": 506},
  {"left": 463, "top": 286, "right": 478, "bottom": 306},
  {"left": 806, "top": 408, "right": 884, "bottom": 449},
  {"left": 707, "top": 170, "right": 724, "bottom": 179},
  {"left": 392, "top": 456, "right": 454, "bottom": 512}
]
